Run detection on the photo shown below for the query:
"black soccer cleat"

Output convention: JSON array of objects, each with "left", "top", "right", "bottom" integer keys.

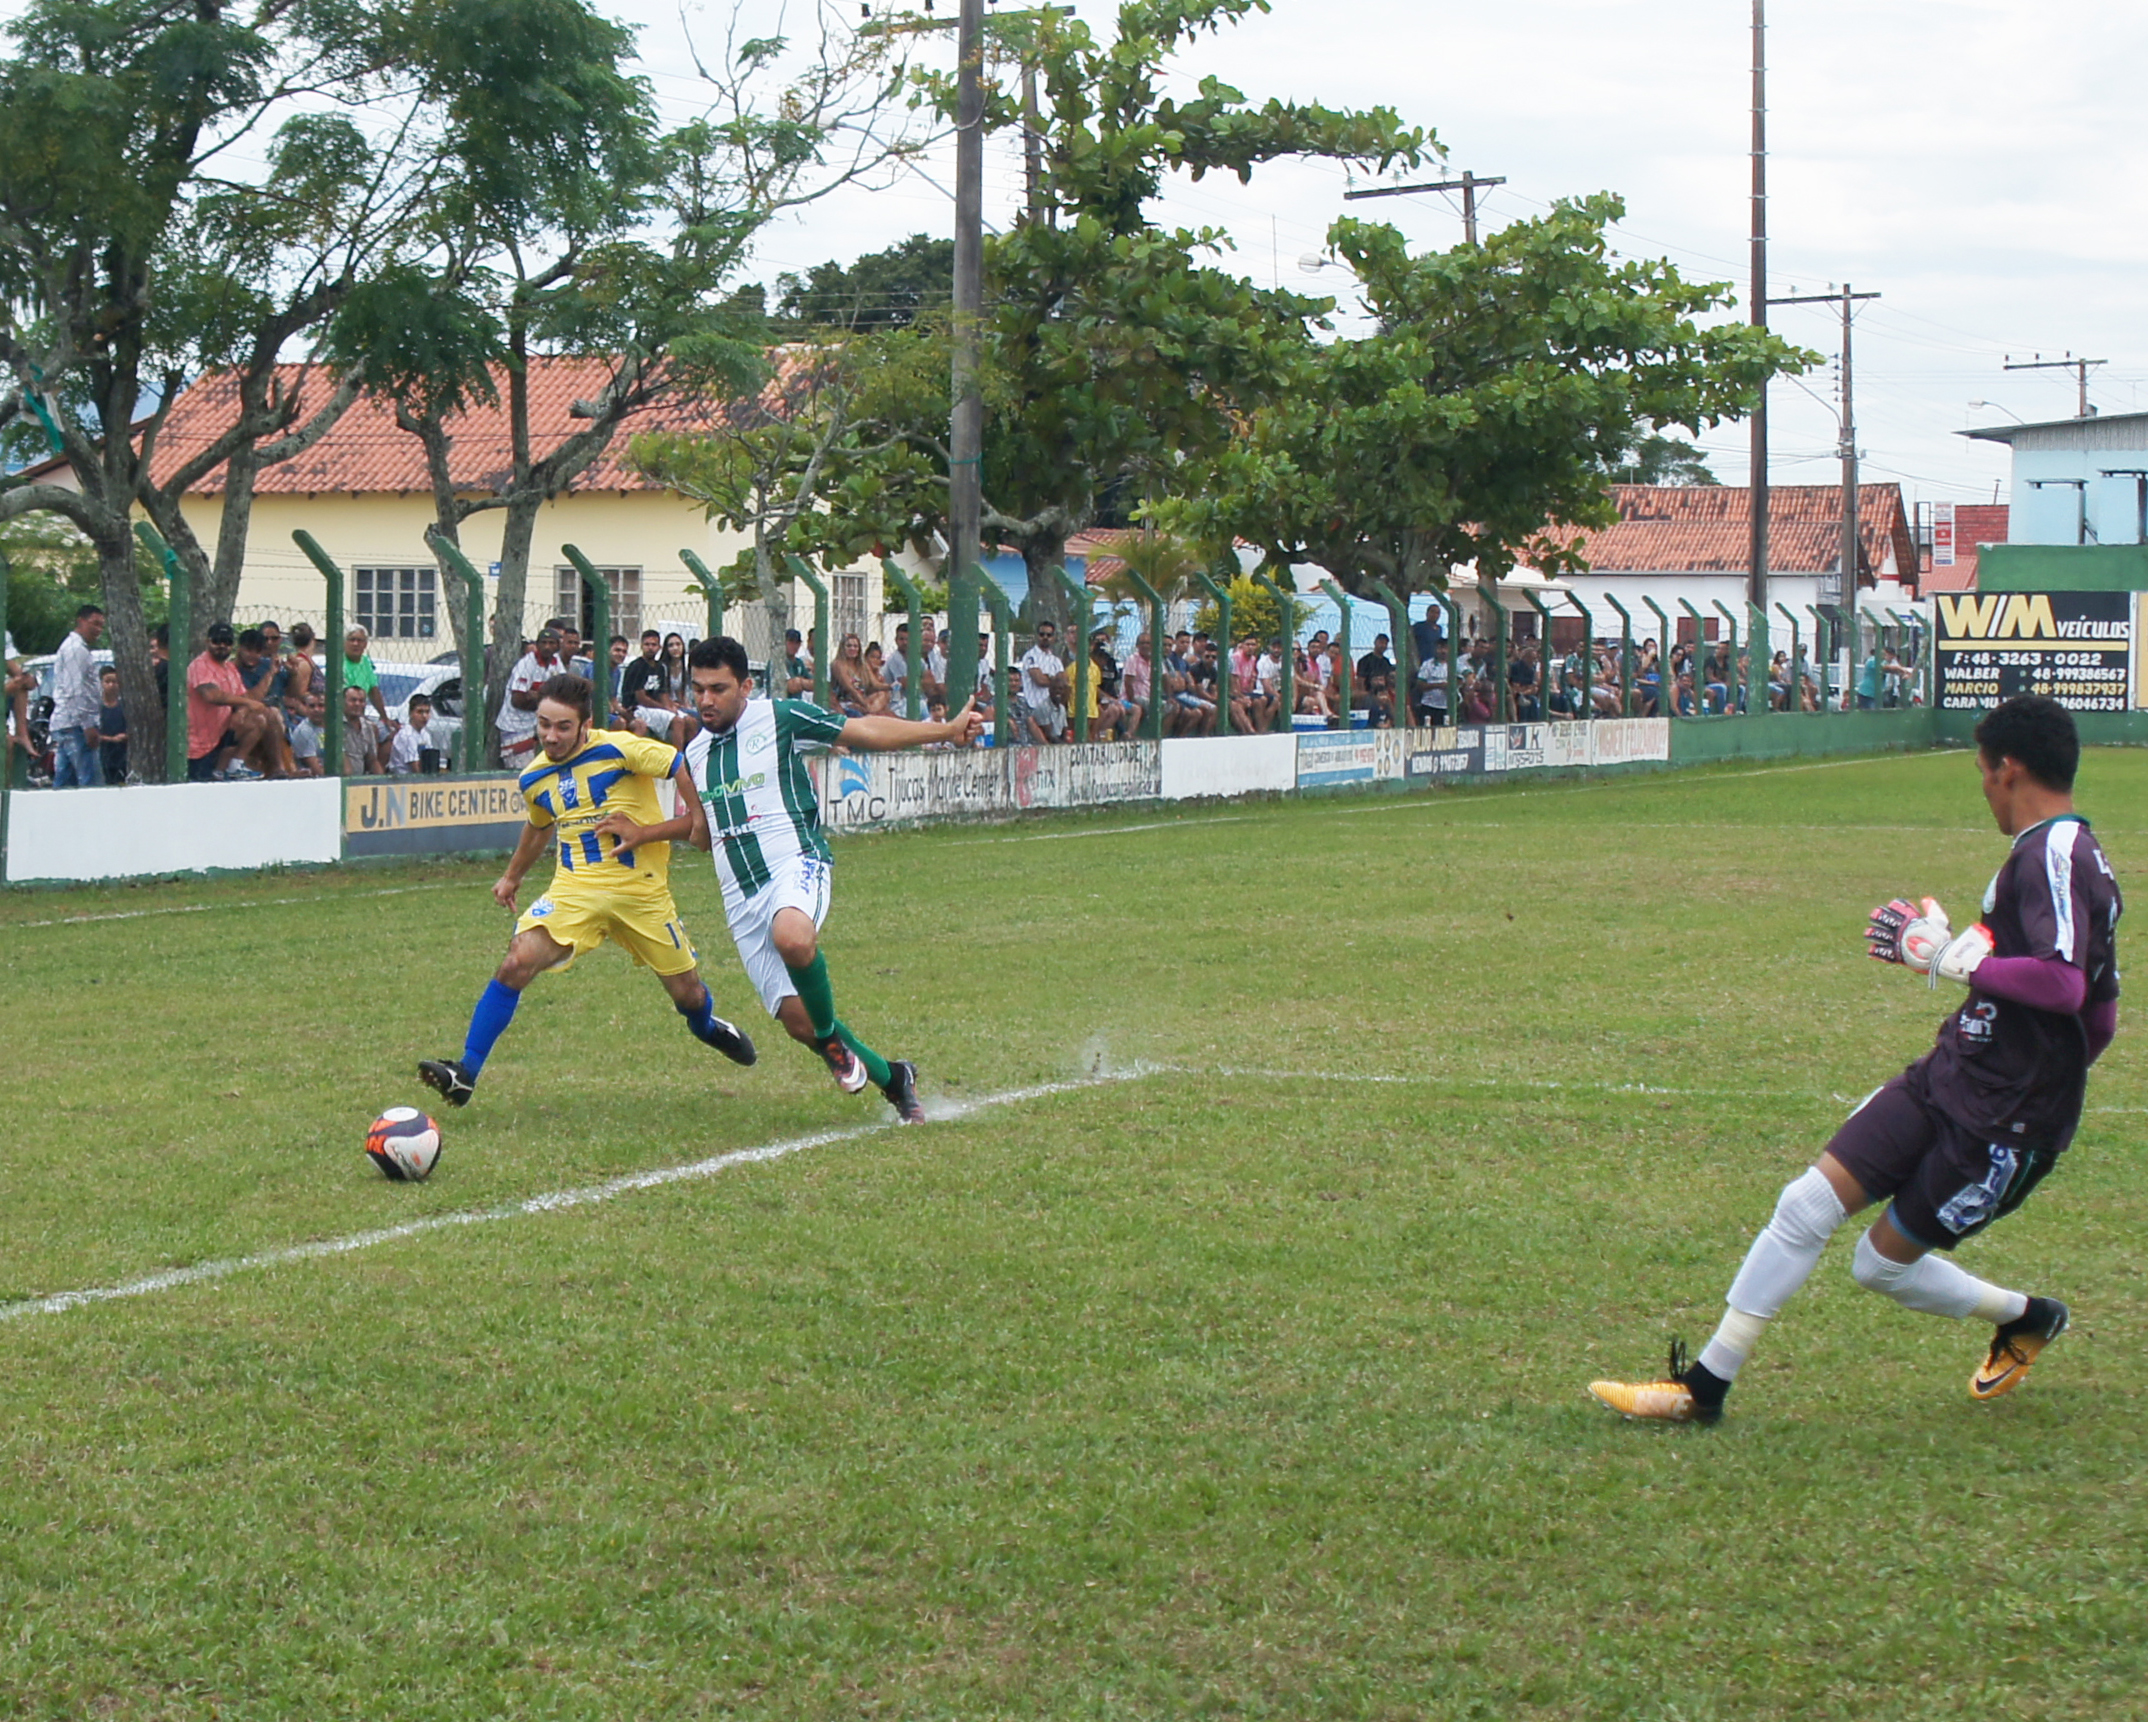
[
  {"left": 817, "top": 1036, "right": 870, "bottom": 1094},
  {"left": 879, "top": 1058, "right": 926, "bottom": 1124},
  {"left": 699, "top": 1012, "right": 758, "bottom": 1067},
  {"left": 418, "top": 1057, "right": 476, "bottom": 1109}
]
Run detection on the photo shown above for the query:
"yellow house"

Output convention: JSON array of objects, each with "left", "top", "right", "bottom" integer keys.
[{"left": 143, "top": 357, "right": 888, "bottom": 665}]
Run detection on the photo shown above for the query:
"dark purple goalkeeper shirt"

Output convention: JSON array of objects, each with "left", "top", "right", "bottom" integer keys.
[{"left": 1917, "top": 814, "right": 2121, "bottom": 1151}]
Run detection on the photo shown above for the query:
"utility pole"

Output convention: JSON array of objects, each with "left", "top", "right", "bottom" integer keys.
[
  {"left": 2004, "top": 352, "right": 2106, "bottom": 420},
  {"left": 1771, "top": 284, "right": 1879, "bottom": 605},
  {"left": 1748, "top": 0, "right": 1768, "bottom": 610},
  {"left": 1343, "top": 170, "right": 1507, "bottom": 245},
  {"left": 945, "top": 0, "right": 986, "bottom": 720}
]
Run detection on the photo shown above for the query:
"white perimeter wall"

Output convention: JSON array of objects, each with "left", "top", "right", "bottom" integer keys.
[
  {"left": 1161, "top": 734, "right": 1297, "bottom": 800},
  {"left": 6, "top": 779, "right": 342, "bottom": 885}
]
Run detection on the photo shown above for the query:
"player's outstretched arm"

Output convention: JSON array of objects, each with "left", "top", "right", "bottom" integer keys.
[
  {"left": 593, "top": 760, "right": 704, "bottom": 853},
  {"left": 493, "top": 822, "right": 550, "bottom": 911},
  {"left": 839, "top": 697, "right": 987, "bottom": 753}
]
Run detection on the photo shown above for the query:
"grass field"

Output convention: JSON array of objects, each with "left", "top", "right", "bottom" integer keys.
[{"left": 5, "top": 747, "right": 2147, "bottom": 1719}]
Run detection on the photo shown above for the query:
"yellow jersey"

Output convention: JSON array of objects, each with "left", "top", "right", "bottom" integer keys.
[{"left": 518, "top": 728, "right": 681, "bottom": 893}]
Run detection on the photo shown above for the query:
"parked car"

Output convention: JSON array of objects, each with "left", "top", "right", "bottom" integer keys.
[{"left": 376, "top": 656, "right": 465, "bottom": 763}]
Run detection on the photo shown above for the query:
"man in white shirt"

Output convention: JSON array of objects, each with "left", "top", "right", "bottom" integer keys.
[
  {"left": 49, "top": 603, "right": 107, "bottom": 788},
  {"left": 388, "top": 692, "right": 445, "bottom": 774},
  {"left": 497, "top": 626, "right": 561, "bottom": 769},
  {"left": 1017, "top": 621, "right": 1068, "bottom": 744}
]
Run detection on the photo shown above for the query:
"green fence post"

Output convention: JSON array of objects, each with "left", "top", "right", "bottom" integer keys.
[
  {"left": 289, "top": 530, "right": 347, "bottom": 779},
  {"left": 1522, "top": 590, "right": 1562, "bottom": 720},
  {"left": 1774, "top": 603, "right": 1805, "bottom": 714},
  {"left": 1748, "top": 604, "right": 1772, "bottom": 713},
  {"left": 782, "top": 556, "right": 834, "bottom": 708},
  {"left": 1888, "top": 607, "right": 1923, "bottom": 708},
  {"left": 1710, "top": 600, "right": 1743, "bottom": 715},
  {"left": 1431, "top": 591, "right": 1464, "bottom": 725},
  {"left": 423, "top": 530, "right": 490, "bottom": 772},
  {"left": 1121, "top": 567, "right": 1169, "bottom": 742},
  {"left": 1597, "top": 595, "right": 1634, "bottom": 716},
  {"left": 880, "top": 558, "right": 926, "bottom": 721},
  {"left": 561, "top": 546, "right": 609, "bottom": 712},
  {"left": 1676, "top": 600, "right": 1711, "bottom": 715},
  {"left": 1194, "top": 570, "right": 1236, "bottom": 734},
  {"left": 1317, "top": 579, "right": 1353, "bottom": 727},
  {"left": 1806, "top": 605, "right": 1832, "bottom": 715},
  {"left": 1363, "top": 579, "right": 1414, "bottom": 727},
  {"left": 944, "top": 561, "right": 977, "bottom": 746},
  {"left": 1476, "top": 584, "right": 1511, "bottom": 722},
  {"left": 1637, "top": 597, "right": 1671, "bottom": 720},
  {"left": 976, "top": 566, "right": 1015, "bottom": 745},
  {"left": 1048, "top": 565, "right": 1093, "bottom": 742},
  {"left": 679, "top": 548, "right": 725, "bottom": 645},
  {"left": 1250, "top": 571, "right": 1296, "bottom": 732}
]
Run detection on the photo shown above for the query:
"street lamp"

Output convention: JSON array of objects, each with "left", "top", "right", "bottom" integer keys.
[{"left": 1968, "top": 400, "right": 2026, "bottom": 423}]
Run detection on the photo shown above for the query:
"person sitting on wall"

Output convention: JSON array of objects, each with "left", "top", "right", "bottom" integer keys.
[
  {"left": 342, "top": 684, "right": 389, "bottom": 777},
  {"left": 187, "top": 621, "right": 285, "bottom": 781},
  {"left": 287, "top": 690, "right": 325, "bottom": 776},
  {"left": 388, "top": 692, "right": 449, "bottom": 774}
]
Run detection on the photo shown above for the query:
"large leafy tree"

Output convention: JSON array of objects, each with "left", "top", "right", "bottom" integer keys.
[
  {"left": 328, "top": 6, "right": 924, "bottom": 753},
  {"left": 898, "top": 0, "right": 1425, "bottom": 624},
  {"left": 0, "top": 0, "right": 424, "bottom": 775},
  {"left": 1157, "top": 203, "right": 1812, "bottom": 595}
]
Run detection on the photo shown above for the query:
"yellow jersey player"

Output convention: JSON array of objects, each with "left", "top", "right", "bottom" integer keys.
[{"left": 419, "top": 672, "right": 755, "bottom": 1108}]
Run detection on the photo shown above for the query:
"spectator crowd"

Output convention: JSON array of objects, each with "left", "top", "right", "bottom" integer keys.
[{"left": 4, "top": 597, "right": 1926, "bottom": 788}]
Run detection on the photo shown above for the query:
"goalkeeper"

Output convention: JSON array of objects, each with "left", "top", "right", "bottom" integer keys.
[{"left": 1591, "top": 695, "right": 2121, "bottom": 1423}]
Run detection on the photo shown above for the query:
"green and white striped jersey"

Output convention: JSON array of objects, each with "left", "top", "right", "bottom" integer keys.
[{"left": 683, "top": 697, "right": 848, "bottom": 903}]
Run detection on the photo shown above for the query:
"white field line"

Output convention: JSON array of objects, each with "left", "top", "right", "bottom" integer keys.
[
  {"left": 946, "top": 815, "right": 1256, "bottom": 846},
  {"left": 1330, "top": 748, "right": 1973, "bottom": 816},
  {"left": 0, "top": 1068, "right": 1153, "bottom": 1326},
  {"left": 9, "top": 880, "right": 462, "bottom": 931},
  {"left": 1170, "top": 1062, "right": 2148, "bottom": 1122}
]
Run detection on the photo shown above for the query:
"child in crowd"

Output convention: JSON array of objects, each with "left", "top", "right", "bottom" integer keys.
[{"left": 388, "top": 692, "right": 444, "bottom": 774}]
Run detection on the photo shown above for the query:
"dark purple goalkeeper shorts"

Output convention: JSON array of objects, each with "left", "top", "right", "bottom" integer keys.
[{"left": 1823, "top": 1068, "right": 2059, "bottom": 1251}]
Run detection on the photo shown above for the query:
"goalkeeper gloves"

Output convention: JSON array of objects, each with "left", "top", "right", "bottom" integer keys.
[
  {"left": 1866, "top": 897, "right": 1952, "bottom": 971},
  {"left": 1927, "top": 922, "right": 1994, "bottom": 990}
]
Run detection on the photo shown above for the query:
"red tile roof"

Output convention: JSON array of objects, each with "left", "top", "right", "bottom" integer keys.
[
  {"left": 1920, "top": 503, "right": 2008, "bottom": 592},
  {"left": 1547, "top": 484, "right": 1919, "bottom": 586},
  {"left": 142, "top": 353, "right": 810, "bottom": 497}
]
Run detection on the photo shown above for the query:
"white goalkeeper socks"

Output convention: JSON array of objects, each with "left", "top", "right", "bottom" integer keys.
[
  {"left": 1851, "top": 1231, "right": 2028, "bottom": 1323},
  {"left": 1698, "top": 1167, "right": 1848, "bottom": 1382}
]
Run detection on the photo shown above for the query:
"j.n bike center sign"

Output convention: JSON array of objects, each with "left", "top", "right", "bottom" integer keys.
[
  {"left": 344, "top": 776, "right": 529, "bottom": 857},
  {"left": 1934, "top": 590, "right": 2148, "bottom": 715}
]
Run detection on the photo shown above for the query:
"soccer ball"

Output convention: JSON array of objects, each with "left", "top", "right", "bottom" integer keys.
[{"left": 366, "top": 1108, "right": 443, "bottom": 1182}]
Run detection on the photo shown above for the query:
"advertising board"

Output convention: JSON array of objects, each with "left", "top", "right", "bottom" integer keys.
[
  {"left": 344, "top": 775, "right": 528, "bottom": 857},
  {"left": 1934, "top": 590, "right": 2135, "bottom": 714}
]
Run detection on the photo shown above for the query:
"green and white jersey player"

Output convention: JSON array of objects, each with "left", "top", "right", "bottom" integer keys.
[{"left": 682, "top": 635, "right": 985, "bottom": 1120}]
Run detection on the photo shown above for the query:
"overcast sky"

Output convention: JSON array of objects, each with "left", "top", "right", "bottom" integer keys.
[
  {"left": 11, "top": 0, "right": 2138, "bottom": 513},
  {"left": 618, "top": 0, "right": 2148, "bottom": 517}
]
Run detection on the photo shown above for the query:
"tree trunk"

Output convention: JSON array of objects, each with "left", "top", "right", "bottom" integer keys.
[
  {"left": 1021, "top": 531, "right": 1072, "bottom": 635},
  {"left": 98, "top": 527, "right": 167, "bottom": 783},
  {"left": 486, "top": 497, "right": 542, "bottom": 758}
]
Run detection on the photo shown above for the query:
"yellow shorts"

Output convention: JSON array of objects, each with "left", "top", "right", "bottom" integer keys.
[{"left": 516, "top": 884, "right": 700, "bottom": 977}]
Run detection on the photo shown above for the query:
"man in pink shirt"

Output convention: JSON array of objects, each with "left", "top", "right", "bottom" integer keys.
[{"left": 186, "top": 621, "right": 280, "bottom": 780}]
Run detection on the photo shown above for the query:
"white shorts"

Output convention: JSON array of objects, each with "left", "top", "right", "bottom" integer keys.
[{"left": 726, "top": 852, "right": 832, "bottom": 1016}]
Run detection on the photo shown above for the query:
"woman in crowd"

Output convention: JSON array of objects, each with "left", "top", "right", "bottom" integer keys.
[
  {"left": 859, "top": 640, "right": 895, "bottom": 715},
  {"left": 831, "top": 634, "right": 871, "bottom": 717}
]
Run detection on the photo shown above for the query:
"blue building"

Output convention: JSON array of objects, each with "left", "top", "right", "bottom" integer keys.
[{"left": 1962, "top": 411, "right": 2148, "bottom": 547}]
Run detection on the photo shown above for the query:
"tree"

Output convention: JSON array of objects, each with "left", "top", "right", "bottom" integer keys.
[
  {"left": 773, "top": 233, "right": 953, "bottom": 333},
  {"left": 883, "top": 0, "right": 1425, "bottom": 624},
  {"left": 329, "top": 5, "right": 926, "bottom": 755},
  {"left": 0, "top": 0, "right": 427, "bottom": 774},
  {"left": 1, "top": 514, "right": 120, "bottom": 655},
  {"left": 1156, "top": 202, "right": 1813, "bottom": 596},
  {"left": 1609, "top": 433, "right": 1720, "bottom": 486}
]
